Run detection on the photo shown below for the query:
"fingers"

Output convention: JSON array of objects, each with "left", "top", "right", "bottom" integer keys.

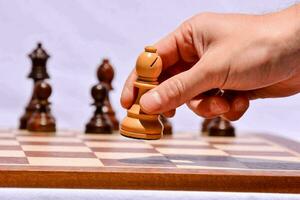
[
  {"left": 154, "top": 31, "right": 180, "bottom": 69},
  {"left": 154, "top": 19, "right": 199, "bottom": 69},
  {"left": 139, "top": 57, "right": 218, "bottom": 114},
  {"left": 120, "top": 70, "right": 137, "bottom": 109},
  {"left": 222, "top": 95, "right": 249, "bottom": 121},
  {"left": 187, "top": 96, "right": 230, "bottom": 118},
  {"left": 187, "top": 94, "right": 250, "bottom": 121}
]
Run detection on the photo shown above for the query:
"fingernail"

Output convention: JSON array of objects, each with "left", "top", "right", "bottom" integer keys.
[
  {"left": 140, "top": 91, "right": 162, "bottom": 113},
  {"left": 210, "top": 99, "right": 229, "bottom": 114}
]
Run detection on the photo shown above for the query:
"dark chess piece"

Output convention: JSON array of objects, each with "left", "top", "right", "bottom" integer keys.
[
  {"left": 85, "top": 83, "right": 113, "bottom": 134},
  {"left": 27, "top": 81, "right": 56, "bottom": 132},
  {"left": 201, "top": 118, "right": 214, "bottom": 135},
  {"left": 97, "top": 59, "right": 119, "bottom": 130},
  {"left": 160, "top": 115, "right": 172, "bottom": 135},
  {"left": 207, "top": 117, "right": 235, "bottom": 137},
  {"left": 19, "top": 43, "right": 50, "bottom": 129}
]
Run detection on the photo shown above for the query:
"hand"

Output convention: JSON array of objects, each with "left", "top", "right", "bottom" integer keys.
[{"left": 121, "top": 4, "right": 300, "bottom": 120}]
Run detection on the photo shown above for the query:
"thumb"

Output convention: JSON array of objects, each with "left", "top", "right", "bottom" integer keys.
[{"left": 140, "top": 56, "right": 223, "bottom": 114}]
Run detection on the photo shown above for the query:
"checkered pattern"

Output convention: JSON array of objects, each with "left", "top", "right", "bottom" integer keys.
[{"left": 0, "top": 129, "right": 299, "bottom": 171}]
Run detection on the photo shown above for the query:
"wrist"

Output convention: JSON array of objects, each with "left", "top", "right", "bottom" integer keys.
[
  {"left": 272, "top": 4, "right": 300, "bottom": 49},
  {"left": 285, "top": 4, "right": 300, "bottom": 49},
  {"left": 282, "top": 4, "right": 300, "bottom": 73},
  {"left": 258, "top": 4, "right": 300, "bottom": 75}
]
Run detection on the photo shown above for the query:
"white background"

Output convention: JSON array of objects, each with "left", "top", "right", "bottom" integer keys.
[
  {"left": 0, "top": 1, "right": 299, "bottom": 199},
  {"left": 0, "top": 0, "right": 299, "bottom": 138}
]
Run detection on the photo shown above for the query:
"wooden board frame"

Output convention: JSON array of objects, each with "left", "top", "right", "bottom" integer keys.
[{"left": 0, "top": 131, "right": 299, "bottom": 193}]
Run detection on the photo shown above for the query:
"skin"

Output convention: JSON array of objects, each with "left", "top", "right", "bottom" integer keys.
[{"left": 121, "top": 4, "right": 300, "bottom": 121}]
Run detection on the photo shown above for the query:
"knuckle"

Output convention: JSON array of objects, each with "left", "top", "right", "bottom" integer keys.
[
  {"left": 182, "top": 13, "right": 209, "bottom": 33},
  {"left": 181, "top": 12, "right": 216, "bottom": 32},
  {"left": 181, "top": 18, "right": 193, "bottom": 30},
  {"left": 192, "top": 12, "right": 215, "bottom": 21}
]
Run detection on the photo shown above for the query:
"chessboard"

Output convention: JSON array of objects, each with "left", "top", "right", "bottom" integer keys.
[{"left": 0, "top": 129, "right": 299, "bottom": 193}]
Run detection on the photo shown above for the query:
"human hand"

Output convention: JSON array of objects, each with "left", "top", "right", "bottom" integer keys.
[{"left": 121, "top": 4, "right": 300, "bottom": 120}]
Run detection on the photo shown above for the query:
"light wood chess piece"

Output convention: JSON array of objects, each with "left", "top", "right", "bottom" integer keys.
[{"left": 120, "top": 46, "right": 163, "bottom": 140}]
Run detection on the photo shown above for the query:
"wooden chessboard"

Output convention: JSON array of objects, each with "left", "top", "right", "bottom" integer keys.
[{"left": 0, "top": 129, "right": 299, "bottom": 193}]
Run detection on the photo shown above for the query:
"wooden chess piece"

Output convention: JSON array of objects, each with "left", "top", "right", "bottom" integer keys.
[
  {"left": 19, "top": 43, "right": 50, "bottom": 129},
  {"left": 85, "top": 83, "right": 113, "bottom": 134},
  {"left": 207, "top": 117, "right": 235, "bottom": 137},
  {"left": 120, "top": 46, "right": 163, "bottom": 140},
  {"left": 27, "top": 81, "right": 56, "bottom": 132},
  {"left": 97, "top": 59, "right": 119, "bottom": 130},
  {"left": 160, "top": 115, "right": 172, "bottom": 135},
  {"left": 201, "top": 118, "right": 214, "bottom": 135}
]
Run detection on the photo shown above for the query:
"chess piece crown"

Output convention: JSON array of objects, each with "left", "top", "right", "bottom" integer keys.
[{"left": 28, "top": 42, "right": 50, "bottom": 80}]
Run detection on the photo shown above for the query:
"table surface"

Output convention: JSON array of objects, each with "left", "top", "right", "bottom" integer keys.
[{"left": 0, "top": 129, "right": 299, "bottom": 193}]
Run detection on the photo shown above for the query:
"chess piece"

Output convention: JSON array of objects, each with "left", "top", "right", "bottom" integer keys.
[
  {"left": 19, "top": 43, "right": 50, "bottom": 129},
  {"left": 160, "top": 115, "right": 172, "bottom": 135},
  {"left": 207, "top": 117, "right": 235, "bottom": 137},
  {"left": 120, "top": 46, "right": 163, "bottom": 140},
  {"left": 97, "top": 59, "right": 119, "bottom": 130},
  {"left": 85, "top": 83, "right": 113, "bottom": 134},
  {"left": 27, "top": 81, "right": 56, "bottom": 132},
  {"left": 201, "top": 118, "right": 214, "bottom": 135}
]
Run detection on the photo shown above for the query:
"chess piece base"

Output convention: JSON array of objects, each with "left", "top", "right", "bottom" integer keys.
[
  {"left": 19, "top": 113, "right": 31, "bottom": 129},
  {"left": 120, "top": 128, "right": 161, "bottom": 140},
  {"left": 208, "top": 127, "right": 235, "bottom": 137},
  {"left": 85, "top": 124, "right": 112, "bottom": 134},
  {"left": 160, "top": 116, "right": 172, "bottom": 135},
  {"left": 85, "top": 115, "right": 113, "bottom": 134},
  {"left": 163, "top": 125, "right": 172, "bottom": 135},
  {"left": 19, "top": 99, "right": 38, "bottom": 129},
  {"left": 27, "top": 112, "right": 56, "bottom": 132},
  {"left": 206, "top": 117, "right": 235, "bottom": 137},
  {"left": 201, "top": 118, "right": 213, "bottom": 134},
  {"left": 120, "top": 114, "right": 162, "bottom": 140}
]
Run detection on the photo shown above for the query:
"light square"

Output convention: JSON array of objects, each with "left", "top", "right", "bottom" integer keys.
[
  {"left": 85, "top": 141, "right": 152, "bottom": 148},
  {"left": 21, "top": 145, "right": 91, "bottom": 152},
  {"left": 17, "top": 136, "right": 81, "bottom": 143},
  {"left": 95, "top": 152, "right": 162, "bottom": 159},
  {"left": 0, "top": 150, "right": 25, "bottom": 157},
  {"left": 0, "top": 140, "right": 19, "bottom": 146},
  {"left": 28, "top": 157, "right": 103, "bottom": 167},
  {"left": 213, "top": 144, "right": 286, "bottom": 152}
]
